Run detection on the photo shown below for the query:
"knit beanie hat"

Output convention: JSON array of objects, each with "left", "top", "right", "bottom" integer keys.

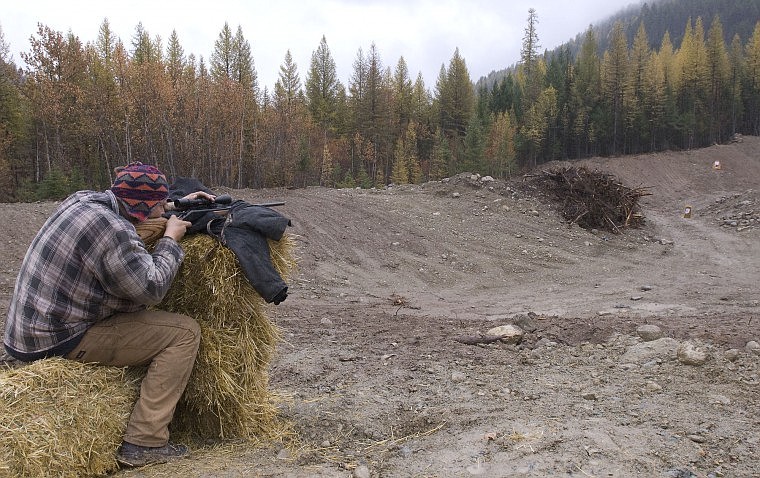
[{"left": 110, "top": 162, "right": 169, "bottom": 222}]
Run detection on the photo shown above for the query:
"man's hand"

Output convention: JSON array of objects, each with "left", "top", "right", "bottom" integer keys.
[
  {"left": 163, "top": 215, "right": 192, "bottom": 242},
  {"left": 181, "top": 191, "right": 216, "bottom": 202}
]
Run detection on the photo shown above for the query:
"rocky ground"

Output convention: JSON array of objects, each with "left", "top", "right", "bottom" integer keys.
[{"left": 1, "top": 137, "right": 759, "bottom": 477}]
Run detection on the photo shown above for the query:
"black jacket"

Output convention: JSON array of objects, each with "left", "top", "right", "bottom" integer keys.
[{"left": 169, "top": 178, "right": 291, "bottom": 304}]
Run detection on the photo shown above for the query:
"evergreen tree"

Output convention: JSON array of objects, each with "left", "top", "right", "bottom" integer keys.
[
  {"left": 642, "top": 44, "right": 667, "bottom": 150},
  {"left": 705, "top": 16, "right": 731, "bottom": 143},
  {"left": 131, "top": 22, "right": 160, "bottom": 64},
  {"left": 462, "top": 113, "right": 486, "bottom": 173},
  {"left": 676, "top": 17, "right": 710, "bottom": 147},
  {"left": 744, "top": 22, "right": 760, "bottom": 134},
  {"left": 348, "top": 47, "right": 368, "bottom": 134},
  {"left": 572, "top": 27, "right": 602, "bottom": 158},
  {"left": 166, "top": 30, "right": 185, "bottom": 85},
  {"left": 485, "top": 112, "right": 516, "bottom": 178},
  {"left": 211, "top": 23, "right": 235, "bottom": 81},
  {"left": 624, "top": 22, "right": 653, "bottom": 153},
  {"left": 523, "top": 86, "right": 557, "bottom": 167},
  {"left": 390, "top": 134, "right": 409, "bottom": 184},
  {"left": 728, "top": 34, "right": 744, "bottom": 134},
  {"left": 274, "top": 50, "right": 303, "bottom": 117},
  {"left": 411, "top": 72, "right": 432, "bottom": 126},
  {"left": 521, "top": 8, "right": 542, "bottom": 104},
  {"left": 428, "top": 127, "right": 451, "bottom": 180},
  {"left": 392, "top": 56, "right": 414, "bottom": 138},
  {"left": 320, "top": 142, "right": 334, "bottom": 186},
  {"left": 233, "top": 25, "right": 257, "bottom": 93},
  {"left": 306, "top": 35, "right": 341, "bottom": 134},
  {"left": 350, "top": 43, "right": 390, "bottom": 182},
  {"left": 437, "top": 48, "right": 474, "bottom": 141},
  {"left": 601, "top": 21, "right": 629, "bottom": 155}
]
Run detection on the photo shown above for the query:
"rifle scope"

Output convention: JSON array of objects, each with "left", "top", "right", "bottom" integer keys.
[{"left": 168, "top": 194, "right": 233, "bottom": 210}]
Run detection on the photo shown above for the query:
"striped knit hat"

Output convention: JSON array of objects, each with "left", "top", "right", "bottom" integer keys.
[{"left": 110, "top": 162, "right": 169, "bottom": 222}]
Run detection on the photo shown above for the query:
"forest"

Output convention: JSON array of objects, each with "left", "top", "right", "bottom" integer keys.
[{"left": 0, "top": 0, "right": 759, "bottom": 200}]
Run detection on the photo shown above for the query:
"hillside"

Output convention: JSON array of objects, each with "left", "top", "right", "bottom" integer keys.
[
  {"left": 1, "top": 139, "right": 759, "bottom": 477},
  {"left": 478, "top": 0, "right": 759, "bottom": 88}
]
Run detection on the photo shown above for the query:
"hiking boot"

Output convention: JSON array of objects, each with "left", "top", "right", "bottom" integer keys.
[{"left": 116, "top": 441, "right": 189, "bottom": 467}]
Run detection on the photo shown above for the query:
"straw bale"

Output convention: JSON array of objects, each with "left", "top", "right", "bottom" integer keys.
[
  {"left": 159, "top": 233, "right": 297, "bottom": 441},
  {"left": 0, "top": 358, "right": 141, "bottom": 478}
]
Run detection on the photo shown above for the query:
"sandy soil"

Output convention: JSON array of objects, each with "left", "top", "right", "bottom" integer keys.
[{"left": 1, "top": 137, "right": 759, "bottom": 477}]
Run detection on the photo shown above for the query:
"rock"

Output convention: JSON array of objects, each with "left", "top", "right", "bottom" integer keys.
[
  {"left": 688, "top": 434, "right": 706, "bottom": 443},
  {"left": 746, "top": 341, "right": 760, "bottom": 356},
  {"left": 645, "top": 381, "right": 663, "bottom": 392},
  {"left": 677, "top": 342, "right": 709, "bottom": 366},
  {"left": 582, "top": 391, "right": 598, "bottom": 400},
  {"left": 320, "top": 317, "right": 334, "bottom": 326},
  {"left": 621, "top": 337, "right": 678, "bottom": 363},
  {"left": 636, "top": 324, "right": 663, "bottom": 342},
  {"left": 485, "top": 324, "right": 524, "bottom": 344},
  {"left": 724, "top": 349, "right": 741, "bottom": 361},
  {"left": 354, "top": 465, "right": 371, "bottom": 478},
  {"left": 451, "top": 371, "right": 467, "bottom": 383},
  {"left": 641, "top": 285, "right": 653, "bottom": 291},
  {"left": 664, "top": 468, "right": 698, "bottom": 478}
]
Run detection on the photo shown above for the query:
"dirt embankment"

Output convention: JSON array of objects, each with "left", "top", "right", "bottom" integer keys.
[{"left": 1, "top": 137, "right": 759, "bottom": 477}]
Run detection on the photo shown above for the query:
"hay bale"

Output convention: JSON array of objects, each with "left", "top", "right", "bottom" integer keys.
[
  {"left": 0, "top": 358, "right": 141, "bottom": 477},
  {"left": 160, "top": 233, "right": 297, "bottom": 441}
]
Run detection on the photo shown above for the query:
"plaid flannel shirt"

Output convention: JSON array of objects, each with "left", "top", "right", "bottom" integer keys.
[{"left": 4, "top": 190, "right": 184, "bottom": 359}]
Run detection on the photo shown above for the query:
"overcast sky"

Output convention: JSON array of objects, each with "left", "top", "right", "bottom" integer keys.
[{"left": 3, "top": 0, "right": 637, "bottom": 91}]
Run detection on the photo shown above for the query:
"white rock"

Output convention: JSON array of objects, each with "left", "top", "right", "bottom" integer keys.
[
  {"left": 486, "top": 324, "right": 524, "bottom": 344},
  {"left": 746, "top": 341, "right": 760, "bottom": 356},
  {"left": 677, "top": 342, "right": 709, "bottom": 366}
]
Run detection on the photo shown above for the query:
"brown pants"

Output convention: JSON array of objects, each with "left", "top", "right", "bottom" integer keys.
[{"left": 65, "top": 309, "right": 200, "bottom": 447}]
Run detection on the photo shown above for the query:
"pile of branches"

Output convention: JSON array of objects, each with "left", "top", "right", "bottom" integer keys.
[{"left": 530, "top": 166, "right": 650, "bottom": 232}]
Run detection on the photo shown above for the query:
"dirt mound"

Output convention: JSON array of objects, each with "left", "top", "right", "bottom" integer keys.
[{"left": 1, "top": 138, "right": 759, "bottom": 477}]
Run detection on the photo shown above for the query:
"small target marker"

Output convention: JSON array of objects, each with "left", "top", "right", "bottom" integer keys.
[
  {"left": 683, "top": 205, "right": 692, "bottom": 218},
  {"left": 713, "top": 160, "right": 721, "bottom": 170}
]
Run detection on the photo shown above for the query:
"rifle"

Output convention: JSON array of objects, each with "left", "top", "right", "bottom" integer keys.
[
  {"left": 164, "top": 194, "right": 285, "bottom": 222},
  {"left": 137, "top": 195, "right": 285, "bottom": 243}
]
